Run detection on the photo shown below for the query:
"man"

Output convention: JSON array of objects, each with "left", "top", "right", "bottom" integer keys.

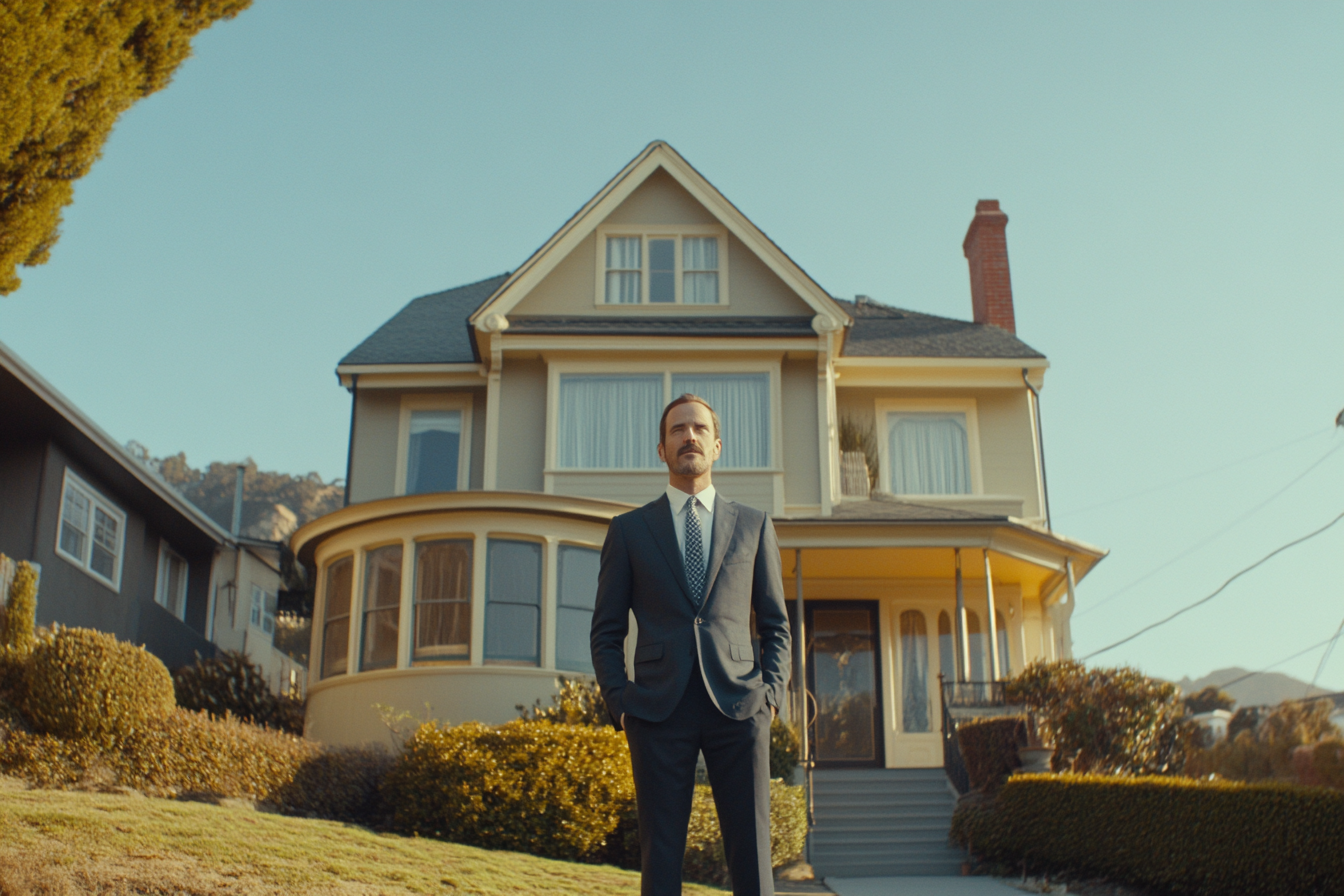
[{"left": 590, "top": 394, "right": 792, "bottom": 896}]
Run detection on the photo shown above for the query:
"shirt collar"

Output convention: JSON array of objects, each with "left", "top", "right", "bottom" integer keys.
[{"left": 667, "top": 482, "right": 716, "bottom": 514}]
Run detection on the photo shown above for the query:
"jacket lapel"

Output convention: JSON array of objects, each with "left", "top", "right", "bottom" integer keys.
[
  {"left": 640, "top": 494, "right": 694, "bottom": 606},
  {"left": 701, "top": 496, "right": 738, "bottom": 605}
]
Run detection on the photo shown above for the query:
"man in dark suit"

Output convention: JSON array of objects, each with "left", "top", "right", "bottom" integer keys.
[{"left": 590, "top": 394, "right": 792, "bottom": 896}]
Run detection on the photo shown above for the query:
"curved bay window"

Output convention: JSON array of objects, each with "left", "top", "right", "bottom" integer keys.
[
  {"left": 321, "top": 556, "right": 353, "bottom": 678},
  {"left": 556, "top": 545, "right": 599, "bottom": 673},
  {"left": 361, "top": 545, "right": 402, "bottom": 671},
  {"left": 484, "top": 538, "right": 542, "bottom": 666},
  {"left": 899, "top": 611, "right": 930, "bottom": 733},
  {"left": 414, "top": 539, "right": 472, "bottom": 662}
]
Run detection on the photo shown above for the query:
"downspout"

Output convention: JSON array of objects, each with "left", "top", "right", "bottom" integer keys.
[
  {"left": 343, "top": 373, "right": 359, "bottom": 507},
  {"left": 1022, "top": 368, "right": 1051, "bottom": 531}
]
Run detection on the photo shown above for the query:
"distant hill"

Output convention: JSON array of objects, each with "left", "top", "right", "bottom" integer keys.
[{"left": 1175, "top": 667, "right": 1335, "bottom": 708}]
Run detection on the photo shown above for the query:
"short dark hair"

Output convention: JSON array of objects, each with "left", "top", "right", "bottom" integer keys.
[{"left": 659, "top": 394, "right": 721, "bottom": 444}]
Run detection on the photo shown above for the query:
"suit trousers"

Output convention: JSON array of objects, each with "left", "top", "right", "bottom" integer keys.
[{"left": 625, "top": 665, "right": 774, "bottom": 896}]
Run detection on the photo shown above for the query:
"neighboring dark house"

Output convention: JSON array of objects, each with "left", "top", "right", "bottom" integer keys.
[{"left": 0, "top": 340, "right": 222, "bottom": 671}]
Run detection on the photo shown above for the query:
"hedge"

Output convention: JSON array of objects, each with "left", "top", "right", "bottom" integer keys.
[
  {"left": 956, "top": 716, "right": 1026, "bottom": 792},
  {"left": 682, "top": 779, "right": 807, "bottom": 885},
  {"left": 952, "top": 773, "right": 1344, "bottom": 896}
]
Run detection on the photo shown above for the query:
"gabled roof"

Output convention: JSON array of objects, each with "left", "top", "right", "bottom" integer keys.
[
  {"left": 506, "top": 316, "right": 816, "bottom": 338},
  {"left": 468, "top": 141, "right": 851, "bottom": 333},
  {"left": 836, "top": 298, "right": 1045, "bottom": 359},
  {"left": 340, "top": 274, "right": 509, "bottom": 367}
]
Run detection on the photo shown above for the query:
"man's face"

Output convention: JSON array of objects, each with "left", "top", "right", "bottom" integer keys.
[{"left": 658, "top": 401, "right": 722, "bottom": 478}]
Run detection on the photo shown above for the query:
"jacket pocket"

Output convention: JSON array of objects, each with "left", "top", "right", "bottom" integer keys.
[
  {"left": 634, "top": 642, "right": 664, "bottom": 663},
  {"left": 729, "top": 643, "right": 754, "bottom": 662}
]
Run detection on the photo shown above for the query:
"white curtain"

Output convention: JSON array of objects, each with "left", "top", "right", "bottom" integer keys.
[
  {"left": 605, "top": 237, "right": 641, "bottom": 304},
  {"left": 887, "top": 413, "right": 970, "bottom": 494},
  {"left": 937, "top": 610, "right": 956, "bottom": 684},
  {"left": 683, "top": 238, "right": 719, "bottom": 304},
  {"left": 900, "top": 611, "right": 930, "bottom": 733},
  {"left": 558, "top": 375, "right": 662, "bottom": 469},
  {"left": 671, "top": 373, "right": 769, "bottom": 468}
]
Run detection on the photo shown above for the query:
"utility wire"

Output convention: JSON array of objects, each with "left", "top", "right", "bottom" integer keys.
[
  {"left": 1081, "top": 510, "right": 1344, "bottom": 661},
  {"left": 1308, "top": 615, "right": 1344, "bottom": 696},
  {"left": 1076, "top": 439, "right": 1344, "bottom": 619},
  {"left": 1206, "top": 635, "right": 1343, "bottom": 692},
  {"left": 1056, "top": 427, "right": 1329, "bottom": 519}
]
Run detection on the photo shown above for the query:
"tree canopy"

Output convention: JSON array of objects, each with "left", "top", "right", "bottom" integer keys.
[{"left": 0, "top": 0, "right": 249, "bottom": 294}]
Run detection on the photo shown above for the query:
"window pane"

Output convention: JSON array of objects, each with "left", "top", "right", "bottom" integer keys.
[
  {"left": 606, "top": 236, "right": 640, "bottom": 269},
  {"left": 60, "top": 488, "right": 89, "bottom": 559},
  {"left": 670, "top": 374, "right": 770, "bottom": 469},
  {"left": 683, "top": 272, "right": 718, "bottom": 304},
  {"left": 683, "top": 237, "right": 718, "bottom": 270},
  {"left": 251, "top": 585, "right": 264, "bottom": 627},
  {"left": 605, "top": 271, "right": 640, "bottom": 304},
  {"left": 888, "top": 413, "right": 970, "bottom": 495},
  {"left": 937, "top": 611, "right": 956, "bottom": 684},
  {"left": 322, "top": 556, "right": 354, "bottom": 678},
  {"left": 168, "top": 553, "right": 187, "bottom": 617},
  {"left": 649, "top": 238, "right": 674, "bottom": 303},
  {"left": 557, "top": 375, "right": 662, "bottom": 469},
  {"left": 407, "top": 410, "right": 462, "bottom": 494},
  {"left": 900, "top": 611, "right": 930, "bottom": 733},
  {"left": 415, "top": 539, "right": 472, "bottom": 660},
  {"left": 362, "top": 545, "right": 402, "bottom": 671},
  {"left": 91, "top": 507, "right": 118, "bottom": 580},
  {"left": 605, "top": 237, "right": 641, "bottom": 305},
  {"left": 556, "top": 545, "right": 599, "bottom": 673},
  {"left": 485, "top": 539, "right": 541, "bottom": 665}
]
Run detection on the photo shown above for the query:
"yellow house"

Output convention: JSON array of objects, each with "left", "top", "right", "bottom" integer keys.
[{"left": 290, "top": 141, "right": 1105, "bottom": 874}]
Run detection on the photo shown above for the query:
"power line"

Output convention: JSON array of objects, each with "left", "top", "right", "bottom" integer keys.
[
  {"left": 1076, "top": 439, "right": 1344, "bottom": 620},
  {"left": 1080, "top": 510, "right": 1344, "bottom": 661},
  {"left": 1308, "top": 614, "right": 1344, "bottom": 697},
  {"left": 1207, "top": 635, "right": 1342, "bottom": 692}
]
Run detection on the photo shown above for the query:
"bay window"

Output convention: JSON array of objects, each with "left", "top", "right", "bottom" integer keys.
[
  {"left": 360, "top": 544, "right": 402, "bottom": 671},
  {"left": 414, "top": 539, "right": 472, "bottom": 661},
  {"left": 555, "top": 545, "right": 599, "bottom": 673},
  {"left": 484, "top": 538, "right": 541, "bottom": 666},
  {"left": 321, "top": 556, "right": 353, "bottom": 678}
]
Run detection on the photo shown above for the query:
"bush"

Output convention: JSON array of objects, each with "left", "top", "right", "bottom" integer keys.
[
  {"left": 682, "top": 780, "right": 808, "bottom": 885},
  {"left": 952, "top": 773, "right": 1344, "bottom": 896},
  {"left": 270, "top": 747, "right": 393, "bottom": 823},
  {"left": 516, "top": 675, "right": 612, "bottom": 728},
  {"left": 769, "top": 716, "right": 800, "bottom": 782},
  {"left": 1005, "top": 660, "right": 1197, "bottom": 774},
  {"left": 1183, "top": 685, "right": 1235, "bottom": 714},
  {"left": 383, "top": 718, "right": 635, "bottom": 860},
  {"left": 19, "top": 628, "right": 174, "bottom": 746},
  {"left": 1293, "top": 739, "right": 1344, "bottom": 790},
  {"left": 2, "top": 560, "right": 37, "bottom": 653},
  {"left": 1186, "top": 698, "right": 1339, "bottom": 783},
  {"left": 956, "top": 716, "right": 1026, "bottom": 792},
  {"left": 173, "top": 650, "right": 304, "bottom": 735}
]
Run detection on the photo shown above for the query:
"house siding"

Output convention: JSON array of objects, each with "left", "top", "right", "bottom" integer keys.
[
  {"left": 348, "top": 389, "right": 400, "bottom": 503},
  {"left": 781, "top": 357, "right": 821, "bottom": 508},
  {"left": 0, "top": 437, "right": 45, "bottom": 561},
  {"left": 496, "top": 359, "right": 547, "bottom": 492}
]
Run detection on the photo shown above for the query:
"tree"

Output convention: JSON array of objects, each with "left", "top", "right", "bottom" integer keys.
[
  {"left": 0, "top": 0, "right": 250, "bottom": 294},
  {"left": 1183, "top": 685, "right": 1236, "bottom": 715}
]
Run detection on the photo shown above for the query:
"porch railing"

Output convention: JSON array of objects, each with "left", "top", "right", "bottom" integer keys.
[
  {"left": 942, "top": 679, "right": 1007, "bottom": 709},
  {"left": 938, "top": 674, "right": 1013, "bottom": 796}
]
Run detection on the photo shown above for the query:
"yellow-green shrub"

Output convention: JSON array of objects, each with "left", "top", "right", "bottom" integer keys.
[
  {"left": 383, "top": 718, "right": 635, "bottom": 860},
  {"left": 952, "top": 773, "right": 1344, "bottom": 896},
  {"left": 681, "top": 780, "right": 808, "bottom": 885},
  {"left": 957, "top": 716, "right": 1026, "bottom": 792},
  {"left": 19, "top": 628, "right": 174, "bottom": 745},
  {"left": 2, "top": 560, "right": 37, "bottom": 653},
  {"left": 270, "top": 746, "right": 393, "bottom": 822},
  {"left": 769, "top": 717, "right": 800, "bottom": 782}
]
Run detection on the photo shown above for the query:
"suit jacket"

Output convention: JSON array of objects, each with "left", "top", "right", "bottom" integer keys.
[{"left": 590, "top": 492, "right": 791, "bottom": 727}]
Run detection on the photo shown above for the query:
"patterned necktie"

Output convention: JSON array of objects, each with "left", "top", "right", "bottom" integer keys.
[{"left": 684, "top": 495, "right": 705, "bottom": 605}]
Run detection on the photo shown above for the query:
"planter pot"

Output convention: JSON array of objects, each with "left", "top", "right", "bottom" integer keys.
[{"left": 1017, "top": 746, "right": 1054, "bottom": 773}]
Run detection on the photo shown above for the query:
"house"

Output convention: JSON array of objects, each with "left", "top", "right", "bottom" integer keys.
[
  {"left": 290, "top": 142, "right": 1107, "bottom": 874},
  {"left": 0, "top": 341, "right": 300, "bottom": 690}
]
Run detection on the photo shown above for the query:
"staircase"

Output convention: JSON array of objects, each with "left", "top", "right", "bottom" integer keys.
[{"left": 806, "top": 768, "right": 966, "bottom": 878}]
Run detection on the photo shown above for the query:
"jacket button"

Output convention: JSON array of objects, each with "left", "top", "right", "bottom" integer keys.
[{"left": 695, "top": 617, "right": 703, "bottom": 625}]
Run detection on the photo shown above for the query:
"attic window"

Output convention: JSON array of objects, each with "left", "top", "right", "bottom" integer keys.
[{"left": 598, "top": 227, "right": 726, "bottom": 305}]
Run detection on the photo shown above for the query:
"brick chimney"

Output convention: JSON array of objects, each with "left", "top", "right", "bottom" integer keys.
[{"left": 962, "top": 199, "right": 1016, "bottom": 333}]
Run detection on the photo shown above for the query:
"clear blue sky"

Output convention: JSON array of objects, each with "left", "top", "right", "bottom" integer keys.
[{"left": 2, "top": 1, "right": 1341, "bottom": 689}]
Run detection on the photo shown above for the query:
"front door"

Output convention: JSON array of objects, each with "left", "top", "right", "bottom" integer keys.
[{"left": 805, "top": 601, "right": 884, "bottom": 768}]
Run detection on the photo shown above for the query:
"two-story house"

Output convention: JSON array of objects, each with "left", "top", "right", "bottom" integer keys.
[{"left": 292, "top": 142, "right": 1106, "bottom": 773}]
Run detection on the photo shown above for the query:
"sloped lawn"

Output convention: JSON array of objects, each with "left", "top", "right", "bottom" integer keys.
[{"left": 0, "top": 777, "right": 721, "bottom": 895}]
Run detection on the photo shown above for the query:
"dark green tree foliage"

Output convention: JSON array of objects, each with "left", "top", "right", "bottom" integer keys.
[
  {"left": 173, "top": 650, "right": 304, "bottom": 735},
  {"left": 151, "top": 454, "right": 343, "bottom": 536},
  {"left": 0, "top": 0, "right": 250, "bottom": 294},
  {"left": 1183, "top": 685, "right": 1236, "bottom": 715},
  {"left": 517, "top": 676, "right": 613, "bottom": 728}
]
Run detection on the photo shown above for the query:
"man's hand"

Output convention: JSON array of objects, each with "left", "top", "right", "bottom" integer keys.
[{"left": 771, "top": 705, "right": 777, "bottom": 721}]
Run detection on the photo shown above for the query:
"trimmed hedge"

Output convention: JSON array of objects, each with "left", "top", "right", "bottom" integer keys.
[
  {"left": 682, "top": 779, "right": 808, "bottom": 885},
  {"left": 956, "top": 716, "right": 1026, "bottom": 792},
  {"left": 952, "top": 773, "right": 1344, "bottom": 896},
  {"left": 769, "top": 717, "right": 800, "bottom": 782}
]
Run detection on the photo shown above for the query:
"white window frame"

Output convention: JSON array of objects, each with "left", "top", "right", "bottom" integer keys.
[
  {"left": 155, "top": 540, "right": 189, "bottom": 620},
  {"left": 55, "top": 468, "right": 125, "bottom": 591},
  {"left": 394, "top": 394, "right": 473, "bottom": 496},
  {"left": 594, "top": 224, "right": 730, "bottom": 307},
  {"left": 874, "top": 398, "right": 983, "bottom": 497},
  {"left": 544, "top": 360, "right": 782, "bottom": 474},
  {"left": 250, "top": 583, "right": 276, "bottom": 636}
]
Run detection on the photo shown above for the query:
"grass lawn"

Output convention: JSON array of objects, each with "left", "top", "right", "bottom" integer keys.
[{"left": 0, "top": 777, "right": 723, "bottom": 895}]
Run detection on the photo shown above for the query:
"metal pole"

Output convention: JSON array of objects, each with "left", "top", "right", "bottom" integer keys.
[
  {"left": 231, "top": 464, "right": 246, "bottom": 537},
  {"left": 984, "top": 549, "right": 1001, "bottom": 680},
  {"left": 793, "top": 549, "right": 815, "bottom": 831},
  {"left": 955, "top": 548, "right": 970, "bottom": 682}
]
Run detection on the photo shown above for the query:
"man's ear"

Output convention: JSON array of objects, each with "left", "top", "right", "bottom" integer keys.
[
  {"left": 711, "top": 439, "right": 722, "bottom": 461},
  {"left": 656, "top": 441, "right": 667, "bottom": 463}
]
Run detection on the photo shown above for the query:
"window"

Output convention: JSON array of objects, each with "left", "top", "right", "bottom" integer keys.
[
  {"left": 484, "top": 539, "right": 541, "bottom": 665},
  {"left": 599, "top": 228, "right": 725, "bottom": 305},
  {"left": 56, "top": 469, "right": 124, "bottom": 590},
  {"left": 398, "top": 396, "right": 471, "bottom": 495},
  {"left": 155, "top": 544, "right": 188, "bottom": 619},
  {"left": 414, "top": 539, "right": 472, "bottom": 661},
  {"left": 937, "top": 611, "right": 956, "bottom": 683},
  {"left": 899, "top": 610, "right": 930, "bottom": 733},
  {"left": 249, "top": 584, "right": 277, "bottom": 635},
  {"left": 556, "top": 545, "right": 599, "bottom": 673},
  {"left": 995, "top": 610, "right": 1010, "bottom": 677},
  {"left": 361, "top": 544, "right": 402, "bottom": 671},
  {"left": 880, "top": 406, "right": 976, "bottom": 495},
  {"left": 555, "top": 370, "right": 772, "bottom": 470},
  {"left": 321, "top": 556, "right": 353, "bottom": 678},
  {"left": 966, "top": 611, "right": 986, "bottom": 681}
]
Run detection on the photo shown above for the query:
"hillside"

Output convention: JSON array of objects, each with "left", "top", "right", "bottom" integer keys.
[{"left": 1175, "top": 667, "right": 1337, "bottom": 708}]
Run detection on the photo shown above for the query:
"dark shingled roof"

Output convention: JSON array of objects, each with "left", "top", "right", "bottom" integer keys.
[
  {"left": 339, "top": 274, "right": 510, "bottom": 366},
  {"left": 507, "top": 316, "right": 816, "bottom": 337},
  {"left": 835, "top": 297, "right": 1044, "bottom": 359},
  {"left": 782, "top": 494, "right": 1008, "bottom": 523}
]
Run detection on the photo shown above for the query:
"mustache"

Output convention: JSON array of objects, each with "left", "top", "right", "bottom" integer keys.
[{"left": 677, "top": 444, "right": 704, "bottom": 457}]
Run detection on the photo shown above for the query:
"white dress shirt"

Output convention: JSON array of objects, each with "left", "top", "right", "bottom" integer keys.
[{"left": 666, "top": 482, "right": 716, "bottom": 581}]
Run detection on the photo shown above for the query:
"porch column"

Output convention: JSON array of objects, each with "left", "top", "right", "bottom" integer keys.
[
  {"left": 984, "top": 549, "right": 1001, "bottom": 680},
  {"left": 955, "top": 548, "right": 970, "bottom": 681},
  {"left": 793, "top": 549, "right": 809, "bottom": 754}
]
